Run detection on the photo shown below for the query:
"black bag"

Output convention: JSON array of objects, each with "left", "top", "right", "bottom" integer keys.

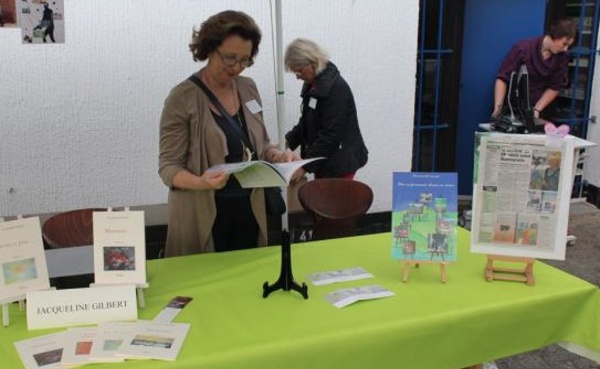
[
  {"left": 264, "top": 187, "right": 286, "bottom": 216},
  {"left": 187, "top": 75, "right": 286, "bottom": 216}
]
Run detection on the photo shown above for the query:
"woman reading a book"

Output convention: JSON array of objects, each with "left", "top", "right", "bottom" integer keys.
[
  {"left": 284, "top": 38, "right": 368, "bottom": 180},
  {"left": 159, "top": 10, "right": 297, "bottom": 256}
]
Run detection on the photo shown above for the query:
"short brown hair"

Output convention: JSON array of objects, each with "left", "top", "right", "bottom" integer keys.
[
  {"left": 547, "top": 18, "right": 577, "bottom": 40},
  {"left": 189, "top": 10, "right": 262, "bottom": 62}
]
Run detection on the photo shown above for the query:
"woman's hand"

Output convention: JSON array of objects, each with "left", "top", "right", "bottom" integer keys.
[
  {"left": 291, "top": 167, "right": 306, "bottom": 184},
  {"left": 267, "top": 148, "right": 301, "bottom": 163},
  {"left": 200, "top": 171, "right": 230, "bottom": 190}
]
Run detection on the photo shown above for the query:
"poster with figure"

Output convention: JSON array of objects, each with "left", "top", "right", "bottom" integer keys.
[
  {"left": 391, "top": 172, "right": 458, "bottom": 262},
  {"left": 470, "top": 132, "right": 574, "bottom": 260},
  {"left": 93, "top": 210, "right": 146, "bottom": 286},
  {"left": 0, "top": 0, "right": 18, "bottom": 28},
  {"left": 19, "top": 0, "right": 64, "bottom": 44}
]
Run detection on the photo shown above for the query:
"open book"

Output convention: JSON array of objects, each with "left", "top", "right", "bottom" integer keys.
[{"left": 207, "top": 158, "right": 323, "bottom": 188}]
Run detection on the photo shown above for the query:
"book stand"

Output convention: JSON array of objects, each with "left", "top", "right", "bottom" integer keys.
[
  {"left": 263, "top": 230, "right": 308, "bottom": 299},
  {"left": 401, "top": 261, "right": 447, "bottom": 283},
  {"left": 485, "top": 254, "right": 535, "bottom": 286}
]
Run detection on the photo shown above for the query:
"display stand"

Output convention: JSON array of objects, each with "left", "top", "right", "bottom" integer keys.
[
  {"left": 401, "top": 261, "right": 447, "bottom": 283},
  {"left": 485, "top": 254, "right": 535, "bottom": 285},
  {"left": 263, "top": 230, "right": 308, "bottom": 299},
  {"left": 1, "top": 296, "right": 24, "bottom": 327}
]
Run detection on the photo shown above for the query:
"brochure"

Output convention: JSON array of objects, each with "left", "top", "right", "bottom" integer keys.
[
  {"left": 89, "top": 322, "right": 137, "bottom": 362},
  {"left": 92, "top": 210, "right": 147, "bottom": 286},
  {"left": 14, "top": 331, "right": 66, "bottom": 369},
  {"left": 0, "top": 217, "right": 50, "bottom": 303},
  {"left": 153, "top": 296, "right": 193, "bottom": 323},
  {"left": 306, "top": 267, "right": 373, "bottom": 286},
  {"left": 117, "top": 320, "right": 191, "bottom": 361},
  {"left": 391, "top": 172, "right": 458, "bottom": 262},
  {"left": 60, "top": 326, "right": 98, "bottom": 367},
  {"left": 325, "top": 285, "right": 395, "bottom": 308},
  {"left": 206, "top": 158, "right": 323, "bottom": 188}
]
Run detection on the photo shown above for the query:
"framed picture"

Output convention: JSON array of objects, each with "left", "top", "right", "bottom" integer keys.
[{"left": 470, "top": 132, "right": 575, "bottom": 260}]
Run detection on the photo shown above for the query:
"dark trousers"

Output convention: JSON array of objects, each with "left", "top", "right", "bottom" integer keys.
[{"left": 212, "top": 194, "right": 258, "bottom": 252}]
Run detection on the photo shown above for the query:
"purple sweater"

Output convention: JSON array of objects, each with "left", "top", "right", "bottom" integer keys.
[{"left": 497, "top": 36, "right": 570, "bottom": 106}]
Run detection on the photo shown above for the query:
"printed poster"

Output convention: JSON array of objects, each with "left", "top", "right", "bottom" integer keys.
[
  {"left": 19, "top": 0, "right": 64, "bottom": 44},
  {"left": 470, "top": 132, "right": 574, "bottom": 260},
  {"left": 391, "top": 172, "right": 458, "bottom": 262}
]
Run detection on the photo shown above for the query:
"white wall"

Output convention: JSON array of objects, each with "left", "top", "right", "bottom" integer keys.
[{"left": 0, "top": 0, "right": 419, "bottom": 218}]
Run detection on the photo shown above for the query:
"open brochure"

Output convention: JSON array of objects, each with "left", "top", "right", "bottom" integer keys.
[
  {"left": 206, "top": 157, "right": 324, "bottom": 188},
  {"left": 325, "top": 285, "right": 395, "bottom": 308}
]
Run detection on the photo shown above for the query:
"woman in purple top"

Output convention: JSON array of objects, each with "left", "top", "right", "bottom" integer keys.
[{"left": 492, "top": 18, "right": 577, "bottom": 120}]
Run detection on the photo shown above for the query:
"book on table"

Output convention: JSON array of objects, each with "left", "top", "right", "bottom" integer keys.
[{"left": 206, "top": 157, "right": 324, "bottom": 188}]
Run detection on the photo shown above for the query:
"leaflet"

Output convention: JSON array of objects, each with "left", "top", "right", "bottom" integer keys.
[
  {"left": 325, "top": 285, "right": 395, "bottom": 308},
  {"left": 306, "top": 267, "right": 373, "bottom": 286}
]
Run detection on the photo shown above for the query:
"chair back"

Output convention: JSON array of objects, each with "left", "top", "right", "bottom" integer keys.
[
  {"left": 298, "top": 179, "right": 373, "bottom": 240},
  {"left": 42, "top": 208, "right": 106, "bottom": 289},
  {"left": 42, "top": 208, "right": 106, "bottom": 248}
]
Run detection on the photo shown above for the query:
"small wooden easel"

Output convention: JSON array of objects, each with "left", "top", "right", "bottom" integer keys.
[
  {"left": 402, "top": 261, "right": 447, "bottom": 283},
  {"left": 485, "top": 254, "right": 535, "bottom": 286}
]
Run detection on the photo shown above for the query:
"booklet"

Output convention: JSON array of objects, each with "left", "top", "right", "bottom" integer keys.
[
  {"left": 92, "top": 210, "right": 147, "bottom": 286},
  {"left": 60, "top": 326, "right": 98, "bottom": 367},
  {"left": 206, "top": 158, "right": 323, "bottom": 188},
  {"left": 0, "top": 217, "right": 50, "bottom": 303},
  {"left": 153, "top": 296, "right": 193, "bottom": 323},
  {"left": 325, "top": 285, "right": 395, "bottom": 308},
  {"left": 306, "top": 267, "right": 373, "bottom": 286},
  {"left": 14, "top": 331, "right": 66, "bottom": 369},
  {"left": 90, "top": 322, "right": 137, "bottom": 362},
  {"left": 116, "top": 320, "right": 191, "bottom": 361}
]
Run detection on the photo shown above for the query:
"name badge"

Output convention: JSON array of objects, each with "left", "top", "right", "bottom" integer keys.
[
  {"left": 309, "top": 97, "right": 317, "bottom": 109},
  {"left": 245, "top": 99, "right": 262, "bottom": 114}
]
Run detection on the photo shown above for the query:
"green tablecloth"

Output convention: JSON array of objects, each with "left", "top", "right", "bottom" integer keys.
[{"left": 3, "top": 229, "right": 600, "bottom": 369}]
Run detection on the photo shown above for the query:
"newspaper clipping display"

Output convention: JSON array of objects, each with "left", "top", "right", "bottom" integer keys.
[{"left": 470, "top": 133, "right": 574, "bottom": 260}]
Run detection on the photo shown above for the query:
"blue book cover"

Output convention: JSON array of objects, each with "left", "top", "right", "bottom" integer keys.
[{"left": 391, "top": 172, "right": 458, "bottom": 262}]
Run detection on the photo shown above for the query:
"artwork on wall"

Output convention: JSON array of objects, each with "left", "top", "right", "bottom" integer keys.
[
  {"left": 0, "top": 0, "right": 18, "bottom": 28},
  {"left": 19, "top": 0, "right": 64, "bottom": 44}
]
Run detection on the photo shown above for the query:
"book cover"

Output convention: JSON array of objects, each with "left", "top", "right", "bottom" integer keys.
[
  {"left": 93, "top": 210, "right": 146, "bottom": 286},
  {"left": 60, "top": 327, "right": 98, "bottom": 367},
  {"left": 14, "top": 331, "right": 66, "bottom": 369},
  {"left": 116, "top": 320, "right": 191, "bottom": 361},
  {"left": 391, "top": 172, "right": 458, "bottom": 262},
  {"left": 0, "top": 217, "right": 50, "bottom": 303},
  {"left": 206, "top": 158, "right": 323, "bottom": 188}
]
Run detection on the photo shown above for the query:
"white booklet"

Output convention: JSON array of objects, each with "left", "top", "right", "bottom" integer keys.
[
  {"left": 14, "top": 331, "right": 66, "bottom": 369},
  {"left": 90, "top": 322, "right": 137, "bottom": 362},
  {"left": 306, "top": 267, "right": 373, "bottom": 286},
  {"left": 116, "top": 320, "right": 191, "bottom": 361},
  {"left": 60, "top": 326, "right": 98, "bottom": 367},
  {"left": 0, "top": 217, "right": 50, "bottom": 304},
  {"left": 206, "top": 157, "right": 323, "bottom": 188},
  {"left": 325, "top": 285, "right": 395, "bottom": 308},
  {"left": 93, "top": 210, "right": 146, "bottom": 286}
]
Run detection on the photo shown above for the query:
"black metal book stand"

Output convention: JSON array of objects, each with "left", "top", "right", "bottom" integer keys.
[{"left": 262, "top": 229, "right": 308, "bottom": 299}]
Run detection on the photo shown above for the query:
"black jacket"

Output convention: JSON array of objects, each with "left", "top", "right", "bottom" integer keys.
[{"left": 285, "top": 62, "right": 368, "bottom": 177}]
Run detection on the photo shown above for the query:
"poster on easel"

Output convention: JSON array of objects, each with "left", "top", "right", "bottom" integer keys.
[
  {"left": 0, "top": 217, "right": 50, "bottom": 303},
  {"left": 470, "top": 132, "right": 574, "bottom": 260},
  {"left": 93, "top": 211, "right": 146, "bottom": 286},
  {"left": 391, "top": 172, "right": 458, "bottom": 262}
]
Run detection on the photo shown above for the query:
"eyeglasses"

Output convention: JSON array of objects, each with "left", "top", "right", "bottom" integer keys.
[{"left": 215, "top": 49, "right": 254, "bottom": 68}]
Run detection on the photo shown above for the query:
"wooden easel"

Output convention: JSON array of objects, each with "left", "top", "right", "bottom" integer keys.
[
  {"left": 402, "top": 261, "right": 447, "bottom": 283},
  {"left": 485, "top": 254, "right": 535, "bottom": 285}
]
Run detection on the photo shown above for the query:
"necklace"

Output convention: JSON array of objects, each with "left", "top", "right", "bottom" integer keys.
[{"left": 202, "top": 68, "right": 238, "bottom": 115}]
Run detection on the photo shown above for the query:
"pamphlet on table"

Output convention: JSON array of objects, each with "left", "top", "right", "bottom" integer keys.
[
  {"left": 325, "top": 285, "right": 395, "bottom": 308},
  {"left": 306, "top": 267, "right": 373, "bottom": 286}
]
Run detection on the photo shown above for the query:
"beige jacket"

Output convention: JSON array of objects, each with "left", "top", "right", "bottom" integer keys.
[{"left": 159, "top": 73, "right": 276, "bottom": 256}]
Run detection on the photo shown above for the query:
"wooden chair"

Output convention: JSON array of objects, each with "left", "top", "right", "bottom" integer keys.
[
  {"left": 298, "top": 179, "right": 373, "bottom": 241},
  {"left": 42, "top": 208, "right": 106, "bottom": 288}
]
